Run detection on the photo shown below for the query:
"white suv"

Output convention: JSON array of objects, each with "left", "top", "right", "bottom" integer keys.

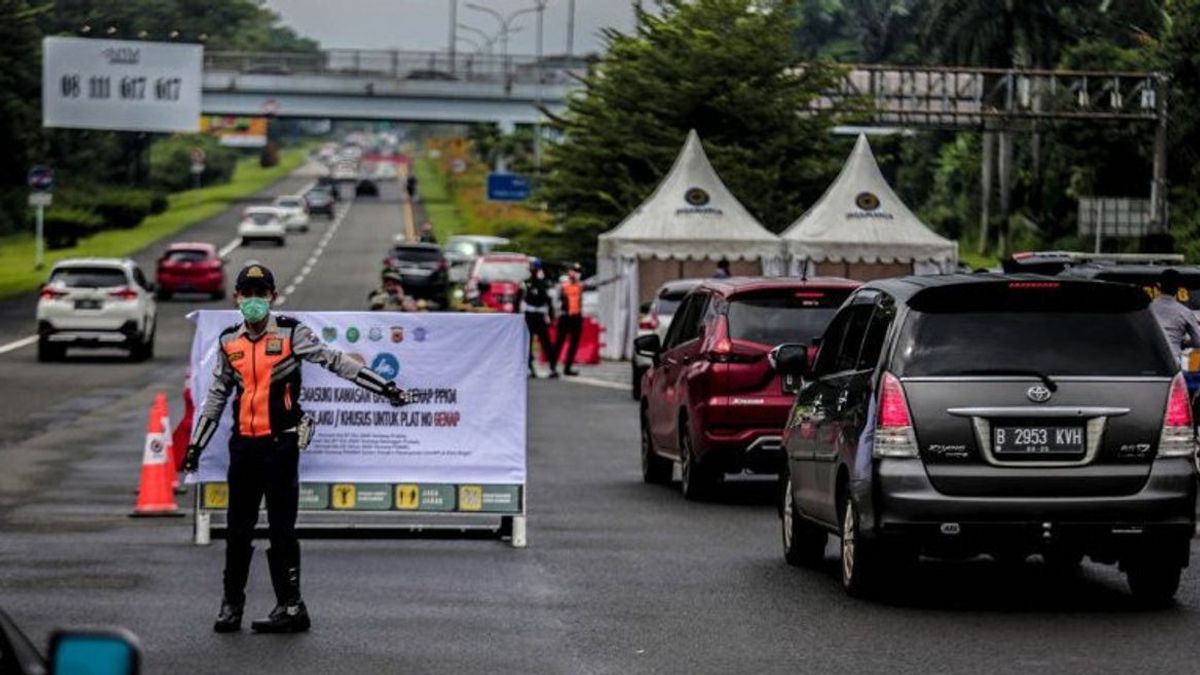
[
  {"left": 271, "top": 195, "right": 310, "bottom": 233},
  {"left": 238, "top": 206, "right": 287, "bottom": 246},
  {"left": 36, "top": 258, "right": 158, "bottom": 362}
]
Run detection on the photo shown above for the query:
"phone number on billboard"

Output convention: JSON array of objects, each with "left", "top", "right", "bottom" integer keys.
[{"left": 58, "top": 75, "right": 184, "bottom": 102}]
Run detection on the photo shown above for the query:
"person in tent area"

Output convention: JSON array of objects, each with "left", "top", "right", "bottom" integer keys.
[
  {"left": 184, "top": 263, "right": 411, "bottom": 634},
  {"left": 712, "top": 258, "right": 731, "bottom": 279}
]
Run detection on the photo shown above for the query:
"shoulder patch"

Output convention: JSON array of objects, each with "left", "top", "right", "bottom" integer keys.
[{"left": 275, "top": 315, "right": 299, "bottom": 327}]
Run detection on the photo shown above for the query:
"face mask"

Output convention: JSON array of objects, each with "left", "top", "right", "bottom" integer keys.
[{"left": 239, "top": 297, "right": 271, "bottom": 323}]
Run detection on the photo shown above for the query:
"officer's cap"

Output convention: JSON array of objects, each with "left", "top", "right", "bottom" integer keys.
[
  {"left": 382, "top": 268, "right": 403, "bottom": 283},
  {"left": 235, "top": 263, "right": 276, "bottom": 292}
]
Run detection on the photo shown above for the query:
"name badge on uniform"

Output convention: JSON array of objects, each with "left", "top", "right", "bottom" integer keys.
[{"left": 265, "top": 338, "right": 284, "bottom": 355}]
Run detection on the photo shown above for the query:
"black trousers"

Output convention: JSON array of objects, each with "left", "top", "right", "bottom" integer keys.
[
  {"left": 525, "top": 312, "right": 556, "bottom": 373},
  {"left": 555, "top": 315, "right": 583, "bottom": 370},
  {"left": 224, "top": 433, "right": 300, "bottom": 606}
]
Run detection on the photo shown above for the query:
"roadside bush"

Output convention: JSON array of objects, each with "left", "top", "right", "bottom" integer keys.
[
  {"left": 150, "top": 135, "right": 237, "bottom": 192},
  {"left": 42, "top": 207, "right": 103, "bottom": 249},
  {"left": 92, "top": 189, "right": 155, "bottom": 229}
]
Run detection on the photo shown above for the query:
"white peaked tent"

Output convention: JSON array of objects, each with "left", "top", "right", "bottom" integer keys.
[
  {"left": 596, "top": 130, "right": 784, "bottom": 360},
  {"left": 782, "top": 134, "right": 958, "bottom": 280}
]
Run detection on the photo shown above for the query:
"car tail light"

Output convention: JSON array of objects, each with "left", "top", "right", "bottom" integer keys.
[
  {"left": 1008, "top": 281, "right": 1060, "bottom": 290},
  {"left": 1158, "top": 373, "right": 1196, "bottom": 458},
  {"left": 706, "top": 318, "right": 759, "bottom": 363},
  {"left": 109, "top": 287, "right": 139, "bottom": 301},
  {"left": 207, "top": 259, "right": 223, "bottom": 270},
  {"left": 874, "top": 372, "right": 918, "bottom": 458},
  {"left": 40, "top": 288, "right": 67, "bottom": 300},
  {"left": 639, "top": 312, "right": 659, "bottom": 331},
  {"left": 437, "top": 260, "right": 448, "bottom": 272}
]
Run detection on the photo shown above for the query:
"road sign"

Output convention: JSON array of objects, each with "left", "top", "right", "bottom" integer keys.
[
  {"left": 42, "top": 37, "right": 202, "bottom": 133},
  {"left": 486, "top": 173, "right": 532, "bottom": 202},
  {"left": 450, "top": 158, "right": 466, "bottom": 175},
  {"left": 190, "top": 147, "right": 207, "bottom": 164},
  {"left": 27, "top": 166, "right": 54, "bottom": 192},
  {"left": 28, "top": 193, "right": 53, "bottom": 207}
]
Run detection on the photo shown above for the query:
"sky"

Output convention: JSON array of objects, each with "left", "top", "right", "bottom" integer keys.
[{"left": 263, "top": 0, "right": 638, "bottom": 56}]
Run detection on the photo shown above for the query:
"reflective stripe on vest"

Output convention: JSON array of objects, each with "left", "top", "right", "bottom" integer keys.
[{"left": 224, "top": 332, "right": 294, "bottom": 437}]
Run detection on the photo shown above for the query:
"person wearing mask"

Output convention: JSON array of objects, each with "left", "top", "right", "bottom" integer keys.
[
  {"left": 554, "top": 264, "right": 618, "bottom": 376},
  {"left": 184, "top": 263, "right": 411, "bottom": 634},
  {"left": 1150, "top": 269, "right": 1200, "bottom": 360},
  {"left": 519, "top": 259, "right": 557, "bottom": 379}
]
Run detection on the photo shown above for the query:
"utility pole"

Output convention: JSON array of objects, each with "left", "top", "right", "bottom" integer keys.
[
  {"left": 567, "top": 0, "right": 575, "bottom": 56},
  {"left": 534, "top": 0, "right": 547, "bottom": 170},
  {"left": 448, "top": 0, "right": 458, "bottom": 75}
]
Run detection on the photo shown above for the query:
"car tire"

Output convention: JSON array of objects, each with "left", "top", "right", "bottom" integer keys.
[
  {"left": 640, "top": 409, "right": 672, "bottom": 485},
  {"left": 213, "top": 289, "right": 226, "bottom": 301},
  {"left": 840, "top": 493, "right": 881, "bottom": 598},
  {"left": 679, "top": 422, "right": 719, "bottom": 501},
  {"left": 130, "top": 325, "right": 155, "bottom": 362},
  {"left": 37, "top": 338, "right": 64, "bottom": 363},
  {"left": 631, "top": 364, "right": 644, "bottom": 401},
  {"left": 781, "top": 473, "right": 827, "bottom": 567},
  {"left": 276, "top": 238, "right": 286, "bottom": 247},
  {"left": 241, "top": 237, "right": 252, "bottom": 247},
  {"left": 1125, "top": 555, "right": 1182, "bottom": 606}
]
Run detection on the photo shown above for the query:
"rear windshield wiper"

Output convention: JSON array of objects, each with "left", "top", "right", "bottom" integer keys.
[{"left": 956, "top": 369, "right": 1058, "bottom": 392}]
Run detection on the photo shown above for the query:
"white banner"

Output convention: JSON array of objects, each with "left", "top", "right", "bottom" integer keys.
[
  {"left": 43, "top": 37, "right": 202, "bottom": 133},
  {"left": 187, "top": 311, "right": 527, "bottom": 485}
]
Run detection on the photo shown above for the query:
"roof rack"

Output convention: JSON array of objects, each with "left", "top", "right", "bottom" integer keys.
[{"left": 1010, "top": 251, "right": 1184, "bottom": 265}]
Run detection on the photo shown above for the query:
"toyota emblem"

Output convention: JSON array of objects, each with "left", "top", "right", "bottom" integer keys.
[{"left": 1026, "top": 385, "right": 1052, "bottom": 403}]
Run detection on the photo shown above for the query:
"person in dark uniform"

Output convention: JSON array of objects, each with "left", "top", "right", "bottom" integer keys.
[
  {"left": 519, "top": 259, "right": 557, "bottom": 379},
  {"left": 184, "top": 263, "right": 411, "bottom": 634}
]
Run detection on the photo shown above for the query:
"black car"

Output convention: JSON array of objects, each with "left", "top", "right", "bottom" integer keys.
[
  {"left": 303, "top": 188, "right": 336, "bottom": 217},
  {"left": 383, "top": 242, "right": 448, "bottom": 305},
  {"left": 773, "top": 275, "right": 1196, "bottom": 602}
]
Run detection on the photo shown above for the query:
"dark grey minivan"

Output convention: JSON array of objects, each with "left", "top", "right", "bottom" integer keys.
[{"left": 773, "top": 275, "right": 1197, "bottom": 602}]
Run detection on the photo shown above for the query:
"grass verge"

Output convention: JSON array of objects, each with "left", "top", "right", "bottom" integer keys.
[
  {"left": 411, "top": 156, "right": 467, "bottom": 243},
  {"left": 0, "top": 148, "right": 308, "bottom": 298}
]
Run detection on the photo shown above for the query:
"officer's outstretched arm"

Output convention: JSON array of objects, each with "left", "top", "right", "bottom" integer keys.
[
  {"left": 292, "top": 322, "right": 411, "bottom": 406},
  {"left": 185, "top": 350, "right": 235, "bottom": 471}
]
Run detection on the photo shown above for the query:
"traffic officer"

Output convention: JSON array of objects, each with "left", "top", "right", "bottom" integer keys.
[
  {"left": 519, "top": 259, "right": 557, "bottom": 379},
  {"left": 184, "top": 263, "right": 410, "bottom": 634},
  {"left": 1151, "top": 269, "right": 1200, "bottom": 359},
  {"left": 554, "top": 264, "right": 619, "bottom": 376},
  {"left": 368, "top": 269, "right": 417, "bottom": 311}
]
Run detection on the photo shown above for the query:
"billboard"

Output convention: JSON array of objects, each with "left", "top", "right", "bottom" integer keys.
[
  {"left": 43, "top": 37, "right": 203, "bottom": 133},
  {"left": 200, "top": 115, "right": 268, "bottom": 147}
]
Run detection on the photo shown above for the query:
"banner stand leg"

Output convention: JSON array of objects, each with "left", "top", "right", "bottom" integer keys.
[
  {"left": 194, "top": 489, "right": 212, "bottom": 546},
  {"left": 511, "top": 515, "right": 527, "bottom": 549}
]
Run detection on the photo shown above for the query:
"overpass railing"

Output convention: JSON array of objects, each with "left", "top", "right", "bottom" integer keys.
[{"left": 204, "top": 49, "right": 591, "bottom": 86}]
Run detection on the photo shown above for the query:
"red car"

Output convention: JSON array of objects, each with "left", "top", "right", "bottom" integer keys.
[
  {"left": 464, "top": 253, "right": 530, "bottom": 313},
  {"left": 634, "top": 277, "right": 858, "bottom": 499},
  {"left": 155, "top": 242, "right": 226, "bottom": 300}
]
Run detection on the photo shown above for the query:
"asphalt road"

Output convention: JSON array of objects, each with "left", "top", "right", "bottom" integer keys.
[{"left": 3, "top": 166, "right": 1200, "bottom": 674}]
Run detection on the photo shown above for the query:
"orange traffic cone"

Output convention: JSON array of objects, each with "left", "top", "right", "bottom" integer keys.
[{"left": 130, "top": 393, "right": 184, "bottom": 518}]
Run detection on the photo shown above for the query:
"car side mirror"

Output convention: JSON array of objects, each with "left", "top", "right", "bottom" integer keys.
[
  {"left": 769, "top": 343, "right": 809, "bottom": 377},
  {"left": 49, "top": 628, "right": 142, "bottom": 675},
  {"left": 634, "top": 334, "right": 662, "bottom": 362}
]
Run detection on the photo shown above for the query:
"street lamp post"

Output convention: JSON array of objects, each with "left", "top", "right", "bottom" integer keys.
[
  {"left": 466, "top": 3, "right": 539, "bottom": 82},
  {"left": 533, "top": 0, "right": 547, "bottom": 171},
  {"left": 457, "top": 24, "right": 493, "bottom": 55},
  {"left": 448, "top": 0, "right": 458, "bottom": 75}
]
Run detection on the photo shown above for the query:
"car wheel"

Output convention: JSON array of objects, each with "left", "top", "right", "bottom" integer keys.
[
  {"left": 1125, "top": 555, "right": 1182, "bottom": 606},
  {"left": 840, "top": 493, "right": 879, "bottom": 598},
  {"left": 640, "top": 409, "right": 672, "bottom": 485},
  {"left": 276, "top": 238, "right": 286, "bottom": 247},
  {"left": 1042, "top": 549, "right": 1083, "bottom": 576},
  {"left": 631, "top": 364, "right": 644, "bottom": 401},
  {"left": 241, "top": 237, "right": 251, "bottom": 247},
  {"left": 782, "top": 473, "right": 827, "bottom": 567},
  {"left": 213, "top": 289, "right": 226, "bottom": 301},
  {"left": 301, "top": 225, "right": 310, "bottom": 233},
  {"left": 679, "top": 423, "right": 718, "bottom": 501},
  {"left": 37, "top": 338, "right": 64, "bottom": 363},
  {"left": 130, "top": 325, "right": 155, "bottom": 362}
]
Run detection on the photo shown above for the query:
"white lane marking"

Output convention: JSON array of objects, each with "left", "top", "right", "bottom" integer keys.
[
  {"left": 559, "top": 376, "right": 631, "bottom": 392},
  {"left": 217, "top": 237, "right": 241, "bottom": 259},
  {"left": 273, "top": 199, "right": 351, "bottom": 308},
  {"left": 0, "top": 335, "right": 38, "bottom": 355}
]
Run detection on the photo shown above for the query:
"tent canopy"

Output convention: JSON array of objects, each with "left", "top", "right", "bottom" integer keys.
[
  {"left": 781, "top": 134, "right": 957, "bottom": 266},
  {"left": 597, "top": 130, "right": 781, "bottom": 261}
]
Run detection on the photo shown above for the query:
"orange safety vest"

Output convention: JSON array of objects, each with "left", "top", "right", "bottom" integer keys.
[
  {"left": 220, "top": 318, "right": 302, "bottom": 438},
  {"left": 561, "top": 281, "right": 584, "bottom": 317}
]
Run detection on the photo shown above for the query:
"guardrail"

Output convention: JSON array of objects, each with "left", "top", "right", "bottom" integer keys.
[{"left": 204, "top": 49, "right": 592, "bottom": 86}]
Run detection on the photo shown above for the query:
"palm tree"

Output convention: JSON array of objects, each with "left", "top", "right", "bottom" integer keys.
[{"left": 924, "top": 0, "right": 1062, "bottom": 68}]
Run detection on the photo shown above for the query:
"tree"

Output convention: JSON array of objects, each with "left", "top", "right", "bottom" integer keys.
[
  {"left": 0, "top": 0, "right": 46, "bottom": 233},
  {"left": 924, "top": 0, "right": 1062, "bottom": 68},
  {"left": 540, "top": 0, "right": 846, "bottom": 266}
]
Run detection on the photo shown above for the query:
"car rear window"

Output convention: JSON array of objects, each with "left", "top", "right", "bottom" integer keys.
[
  {"left": 477, "top": 262, "right": 530, "bottom": 282},
  {"left": 164, "top": 249, "right": 209, "bottom": 263},
  {"left": 894, "top": 282, "right": 1175, "bottom": 377},
  {"left": 391, "top": 247, "right": 443, "bottom": 263},
  {"left": 276, "top": 198, "right": 303, "bottom": 208},
  {"left": 247, "top": 212, "right": 276, "bottom": 225},
  {"left": 727, "top": 288, "right": 851, "bottom": 346},
  {"left": 49, "top": 267, "right": 128, "bottom": 288}
]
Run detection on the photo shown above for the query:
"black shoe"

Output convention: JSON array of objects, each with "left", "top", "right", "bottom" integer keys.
[
  {"left": 564, "top": 369, "right": 580, "bottom": 377},
  {"left": 528, "top": 370, "right": 538, "bottom": 379},
  {"left": 251, "top": 601, "right": 311, "bottom": 633},
  {"left": 548, "top": 371, "right": 560, "bottom": 379},
  {"left": 213, "top": 599, "right": 244, "bottom": 633}
]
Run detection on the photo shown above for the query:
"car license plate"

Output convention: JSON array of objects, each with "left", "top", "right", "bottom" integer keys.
[
  {"left": 74, "top": 299, "right": 102, "bottom": 310},
  {"left": 993, "top": 425, "right": 1085, "bottom": 456},
  {"left": 401, "top": 268, "right": 432, "bottom": 277}
]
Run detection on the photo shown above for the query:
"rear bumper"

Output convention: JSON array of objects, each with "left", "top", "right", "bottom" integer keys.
[
  {"left": 39, "top": 319, "right": 140, "bottom": 346},
  {"left": 871, "top": 457, "right": 1197, "bottom": 534},
  {"left": 158, "top": 273, "right": 223, "bottom": 292},
  {"left": 697, "top": 426, "right": 784, "bottom": 474}
]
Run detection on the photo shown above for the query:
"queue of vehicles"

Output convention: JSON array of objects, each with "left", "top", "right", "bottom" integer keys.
[{"left": 632, "top": 255, "right": 1200, "bottom": 604}]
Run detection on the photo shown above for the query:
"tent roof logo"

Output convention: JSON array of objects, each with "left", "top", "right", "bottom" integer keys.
[
  {"left": 684, "top": 187, "right": 710, "bottom": 207},
  {"left": 855, "top": 191, "right": 881, "bottom": 211}
]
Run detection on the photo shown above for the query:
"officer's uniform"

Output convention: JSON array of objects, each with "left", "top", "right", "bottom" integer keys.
[
  {"left": 555, "top": 276, "right": 586, "bottom": 375},
  {"left": 519, "top": 266, "right": 557, "bottom": 377},
  {"left": 189, "top": 264, "right": 404, "bottom": 634}
]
